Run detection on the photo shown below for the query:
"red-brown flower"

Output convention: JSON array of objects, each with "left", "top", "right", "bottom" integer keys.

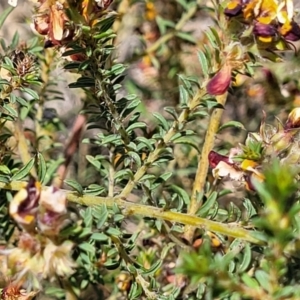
[{"left": 207, "top": 64, "right": 232, "bottom": 96}]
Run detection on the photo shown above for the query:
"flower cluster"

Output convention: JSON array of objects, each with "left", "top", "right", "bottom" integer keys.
[
  {"left": 224, "top": 0, "right": 300, "bottom": 43},
  {"left": 1, "top": 179, "right": 76, "bottom": 297},
  {"left": 33, "top": 0, "right": 113, "bottom": 47},
  {"left": 209, "top": 107, "right": 300, "bottom": 190}
]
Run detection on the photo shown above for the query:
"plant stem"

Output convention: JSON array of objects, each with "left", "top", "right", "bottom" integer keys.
[
  {"left": 0, "top": 180, "right": 263, "bottom": 245},
  {"left": 183, "top": 92, "right": 228, "bottom": 242}
]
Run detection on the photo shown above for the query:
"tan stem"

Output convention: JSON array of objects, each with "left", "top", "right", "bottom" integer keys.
[{"left": 183, "top": 92, "right": 228, "bottom": 242}]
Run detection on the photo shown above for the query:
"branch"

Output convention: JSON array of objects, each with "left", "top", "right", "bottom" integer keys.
[{"left": 0, "top": 180, "right": 263, "bottom": 245}]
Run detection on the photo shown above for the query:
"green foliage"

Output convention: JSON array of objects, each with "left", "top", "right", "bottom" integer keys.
[{"left": 2, "top": 0, "right": 300, "bottom": 299}]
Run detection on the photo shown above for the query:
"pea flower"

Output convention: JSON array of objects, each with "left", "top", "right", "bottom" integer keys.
[
  {"left": 9, "top": 178, "right": 41, "bottom": 232},
  {"left": 209, "top": 150, "right": 264, "bottom": 191},
  {"left": 224, "top": 0, "right": 300, "bottom": 45}
]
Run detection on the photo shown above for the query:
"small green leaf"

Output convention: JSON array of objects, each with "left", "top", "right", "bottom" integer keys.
[
  {"left": 64, "top": 62, "right": 81, "bottom": 69},
  {"left": 176, "top": 31, "right": 196, "bottom": 44},
  {"left": 0, "top": 165, "right": 10, "bottom": 175},
  {"left": 169, "top": 185, "right": 190, "bottom": 204},
  {"left": 86, "top": 155, "right": 101, "bottom": 170},
  {"left": 11, "top": 158, "right": 35, "bottom": 180},
  {"left": 197, "top": 50, "right": 209, "bottom": 76},
  {"left": 20, "top": 87, "right": 39, "bottom": 100},
  {"left": 173, "top": 136, "right": 200, "bottom": 152},
  {"left": 164, "top": 107, "right": 178, "bottom": 120},
  {"left": 197, "top": 192, "right": 218, "bottom": 217},
  {"left": 79, "top": 242, "right": 95, "bottom": 253},
  {"left": 179, "top": 85, "right": 189, "bottom": 105},
  {"left": 218, "top": 121, "right": 246, "bottom": 133},
  {"left": 153, "top": 112, "right": 169, "bottom": 131},
  {"left": 136, "top": 137, "right": 154, "bottom": 151},
  {"left": 241, "top": 273, "right": 259, "bottom": 288},
  {"left": 104, "top": 259, "right": 120, "bottom": 270},
  {"left": 142, "top": 259, "right": 163, "bottom": 276},
  {"left": 205, "top": 27, "right": 222, "bottom": 49},
  {"left": 11, "top": 31, "right": 19, "bottom": 49},
  {"left": 43, "top": 158, "right": 65, "bottom": 185},
  {"left": 0, "top": 6, "right": 14, "bottom": 30},
  {"left": 114, "top": 169, "right": 133, "bottom": 182},
  {"left": 0, "top": 175, "right": 10, "bottom": 183},
  {"left": 93, "top": 29, "right": 116, "bottom": 40},
  {"left": 91, "top": 232, "right": 109, "bottom": 241},
  {"left": 69, "top": 77, "right": 95, "bottom": 88},
  {"left": 106, "top": 227, "right": 122, "bottom": 236},
  {"left": 0, "top": 79, "right": 11, "bottom": 86},
  {"left": 238, "top": 243, "right": 252, "bottom": 273},
  {"left": 127, "top": 151, "right": 141, "bottom": 167},
  {"left": 64, "top": 179, "right": 83, "bottom": 195},
  {"left": 3, "top": 103, "right": 18, "bottom": 118},
  {"left": 255, "top": 270, "right": 271, "bottom": 292},
  {"left": 126, "top": 122, "right": 147, "bottom": 133}
]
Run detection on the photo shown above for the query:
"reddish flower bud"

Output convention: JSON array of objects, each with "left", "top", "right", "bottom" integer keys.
[
  {"left": 208, "top": 151, "right": 232, "bottom": 168},
  {"left": 207, "top": 64, "right": 232, "bottom": 95}
]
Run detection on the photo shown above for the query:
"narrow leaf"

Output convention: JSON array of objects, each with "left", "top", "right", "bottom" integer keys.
[
  {"left": 64, "top": 179, "right": 83, "bottom": 195},
  {"left": 11, "top": 158, "right": 35, "bottom": 180}
]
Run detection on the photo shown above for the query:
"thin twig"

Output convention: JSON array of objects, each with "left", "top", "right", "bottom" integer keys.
[
  {"left": 146, "top": 3, "right": 198, "bottom": 55},
  {"left": 53, "top": 114, "right": 86, "bottom": 188}
]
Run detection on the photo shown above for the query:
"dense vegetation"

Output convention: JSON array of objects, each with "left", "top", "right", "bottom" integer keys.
[{"left": 1, "top": 0, "right": 300, "bottom": 299}]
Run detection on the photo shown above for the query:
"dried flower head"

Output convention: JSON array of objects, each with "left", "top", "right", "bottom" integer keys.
[
  {"left": 43, "top": 240, "right": 76, "bottom": 280},
  {"left": 33, "top": 0, "right": 74, "bottom": 47},
  {"left": 9, "top": 179, "right": 41, "bottom": 232},
  {"left": 1, "top": 283, "right": 38, "bottom": 300}
]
